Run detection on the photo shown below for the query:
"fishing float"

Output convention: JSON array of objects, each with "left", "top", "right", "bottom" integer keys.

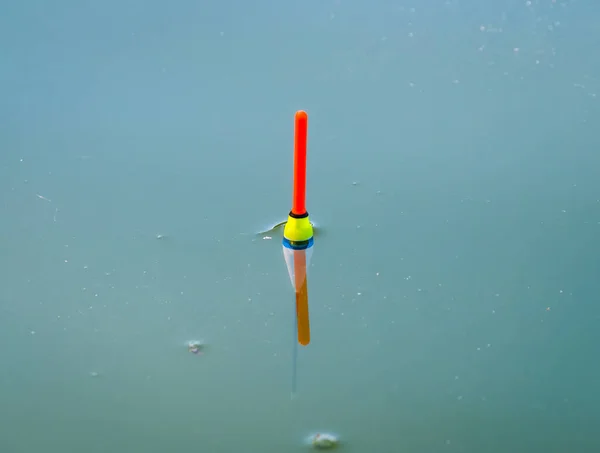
[{"left": 282, "top": 110, "right": 314, "bottom": 397}]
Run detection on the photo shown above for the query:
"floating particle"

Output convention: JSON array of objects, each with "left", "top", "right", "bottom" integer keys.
[{"left": 187, "top": 340, "right": 205, "bottom": 355}]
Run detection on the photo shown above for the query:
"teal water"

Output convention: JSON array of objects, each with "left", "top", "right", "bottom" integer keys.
[{"left": 2, "top": 0, "right": 600, "bottom": 451}]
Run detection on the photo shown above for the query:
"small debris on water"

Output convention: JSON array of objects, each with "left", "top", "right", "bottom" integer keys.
[
  {"left": 155, "top": 234, "right": 167, "bottom": 240},
  {"left": 187, "top": 340, "right": 205, "bottom": 355}
]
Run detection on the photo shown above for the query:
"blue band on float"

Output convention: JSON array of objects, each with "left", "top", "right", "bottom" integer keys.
[{"left": 282, "top": 236, "right": 314, "bottom": 251}]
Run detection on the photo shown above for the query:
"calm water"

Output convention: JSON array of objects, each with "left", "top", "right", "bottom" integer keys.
[{"left": 2, "top": 0, "right": 600, "bottom": 451}]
